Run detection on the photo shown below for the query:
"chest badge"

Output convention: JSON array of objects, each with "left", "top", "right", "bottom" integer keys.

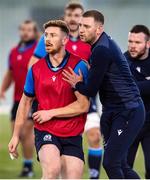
[
  {"left": 17, "top": 55, "right": 22, "bottom": 61},
  {"left": 136, "top": 66, "right": 141, "bottom": 73},
  {"left": 72, "top": 45, "right": 77, "bottom": 51},
  {"left": 52, "top": 76, "right": 56, "bottom": 82}
]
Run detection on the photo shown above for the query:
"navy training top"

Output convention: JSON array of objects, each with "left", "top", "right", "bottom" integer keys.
[
  {"left": 125, "top": 50, "right": 150, "bottom": 119},
  {"left": 75, "top": 32, "right": 141, "bottom": 110}
]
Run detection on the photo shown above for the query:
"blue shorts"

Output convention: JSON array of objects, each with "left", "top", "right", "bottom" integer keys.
[{"left": 34, "top": 128, "right": 84, "bottom": 162}]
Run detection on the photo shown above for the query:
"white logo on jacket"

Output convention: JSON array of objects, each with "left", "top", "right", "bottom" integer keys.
[
  {"left": 136, "top": 67, "right": 141, "bottom": 73},
  {"left": 117, "top": 129, "right": 123, "bottom": 136}
]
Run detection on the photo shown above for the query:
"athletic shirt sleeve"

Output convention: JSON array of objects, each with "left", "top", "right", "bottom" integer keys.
[
  {"left": 73, "top": 60, "right": 89, "bottom": 82},
  {"left": 75, "top": 46, "right": 111, "bottom": 97},
  {"left": 24, "top": 68, "right": 35, "bottom": 97},
  {"left": 34, "top": 34, "right": 47, "bottom": 58}
]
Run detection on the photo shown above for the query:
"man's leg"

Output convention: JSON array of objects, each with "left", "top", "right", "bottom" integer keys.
[
  {"left": 61, "top": 155, "right": 84, "bottom": 179},
  {"left": 127, "top": 135, "right": 140, "bottom": 168},
  {"left": 60, "top": 135, "right": 84, "bottom": 179},
  {"left": 20, "top": 120, "right": 34, "bottom": 177},
  {"left": 11, "top": 101, "right": 34, "bottom": 177},
  {"left": 85, "top": 112, "right": 102, "bottom": 179},
  {"left": 39, "top": 144, "right": 61, "bottom": 179},
  {"left": 102, "top": 102, "right": 145, "bottom": 179}
]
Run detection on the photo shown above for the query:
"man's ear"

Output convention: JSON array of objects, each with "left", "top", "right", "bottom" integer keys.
[
  {"left": 62, "top": 35, "right": 69, "bottom": 46},
  {"left": 96, "top": 23, "right": 103, "bottom": 36},
  {"left": 146, "top": 40, "right": 150, "bottom": 48}
]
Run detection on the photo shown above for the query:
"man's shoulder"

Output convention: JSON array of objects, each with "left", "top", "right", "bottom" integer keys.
[
  {"left": 94, "top": 32, "right": 110, "bottom": 49},
  {"left": 9, "top": 44, "right": 19, "bottom": 54},
  {"left": 32, "top": 56, "right": 46, "bottom": 69},
  {"left": 92, "top": 45, "right": 111, "bottom": 58}
]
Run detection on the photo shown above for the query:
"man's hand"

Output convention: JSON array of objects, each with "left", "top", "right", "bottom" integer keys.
[
  {"left": 8, "top": 136, "right": 19, "bottom": 159},
  {"left": 62, "top": 67, "right": 83, "bottom": 88},
  {"left": 32, "top": 110, "right": 54, "bottom": 124}
]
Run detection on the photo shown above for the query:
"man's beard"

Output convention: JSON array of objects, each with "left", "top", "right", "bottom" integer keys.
[
  {"left": 135, "top": 46, "right": 147, "bottom": 59},
  {"left": 68, "top": 22, "right": 79, "bottom": 32},
  {"left": 46, "top": 46, "right": 62, "bottom": 55},
  {"left": 130, "top": 45, "right": 147, "bottom": 59}
]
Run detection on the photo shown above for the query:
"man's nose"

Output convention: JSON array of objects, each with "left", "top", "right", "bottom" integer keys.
[{"left": 79, "top": 26, "right": 84, "bottom": 33}]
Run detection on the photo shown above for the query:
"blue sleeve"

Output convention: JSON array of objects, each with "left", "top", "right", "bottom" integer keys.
[
  {"left": 24, "top": 68, "right": 35, "bottom": 97},
  {"left": 74, "top": 60, "right": 89, "bottom": 82},
  {"left": 34, "top": 34, "right": 47, "bottom": 58}
]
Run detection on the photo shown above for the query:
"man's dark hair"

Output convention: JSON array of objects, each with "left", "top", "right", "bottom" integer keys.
[
  {"left": 130, "top": 25, "right": 150, "bottom": 41},
  {"left": 65, "top": 2, "right": 84, "bottom": 12},
  {"left": 83, "top": 10, "right": 104, "bottom": 24},
  {"left": 43, "top": 20, "right": 69, "bottom": 35}
]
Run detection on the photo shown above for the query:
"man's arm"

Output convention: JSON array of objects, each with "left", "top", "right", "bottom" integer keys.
[
  {"left": 8, "top": 67, "right": 35, "bottom": 158},
  {"left": 63, "top": 46, "right": 112, "bottom": 97},
  {"left": 8, "top": 94, "right": 34, "bottom": 158},
  {"left": 52, "top": 91, "right": 90, "bottom": 117},
  {"left": 76, "top": 46, "right": 111, "bottom": 97},
  {"left": 33, "top": 91, "right": 89, "bottom": 123},
  {"left": 0, "top": 70, "right": 13, "bottom": 99}
]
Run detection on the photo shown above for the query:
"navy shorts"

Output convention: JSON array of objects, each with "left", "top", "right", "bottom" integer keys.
[
  {"left": 34, "top": 128, "right": 84, "bottom": 162},
  {"left": 11, "top": 100, "right": 38, "bottom": 121}
]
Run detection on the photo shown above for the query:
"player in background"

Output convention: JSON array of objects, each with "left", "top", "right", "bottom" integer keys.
[
  {"left": 124, "top": 25, "right": 150, "bottom": 179},
  {"left": 8, "top": 20, "right": 90, "bottom": 179},
  {"left": 28, "top": 3, "right": 102, "bottom": 179},
  {"left": 0, "top": 20, "right": 39, "bottom": 177}
]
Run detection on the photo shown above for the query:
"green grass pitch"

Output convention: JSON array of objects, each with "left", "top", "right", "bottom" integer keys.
[{"left": 0, "top": 114, "right": 145, "bottom": 179}]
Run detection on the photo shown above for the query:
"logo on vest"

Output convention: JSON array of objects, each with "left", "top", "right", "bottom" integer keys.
[
  {"left": 52, "top": 76, "right": 56, "bottom": 82},
  {"left": 72, "top": 45, "right": 77, "bottom": 51},
  {"left": 17, "top": 55, "right": 22, "bottom": 61}
]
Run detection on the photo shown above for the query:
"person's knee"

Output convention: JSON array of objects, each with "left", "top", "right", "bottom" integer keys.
[
  {"left": 86, "top": 128, "right": 101, "bottom": 147},
  {"left": 42, "top": 163, "right": 61, "bottom": 178},
  {"left": 66, "top": 164, "right": 83, "bottom": 178}
]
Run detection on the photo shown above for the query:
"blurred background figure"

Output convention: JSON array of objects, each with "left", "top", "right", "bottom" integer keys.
[
  {"left": 0, "top": 20, "right": 39, "bottom": 177},
  {"left": 125, "top": 25, "right": 150, "bottom": 179}
]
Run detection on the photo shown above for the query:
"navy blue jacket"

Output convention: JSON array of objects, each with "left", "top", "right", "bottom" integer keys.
[
  {"left": 75, "top": 32, "right": 141, "bottom": 110},
  {"left": 125, "top": 50, "right": 150, "bottom": 117}
]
